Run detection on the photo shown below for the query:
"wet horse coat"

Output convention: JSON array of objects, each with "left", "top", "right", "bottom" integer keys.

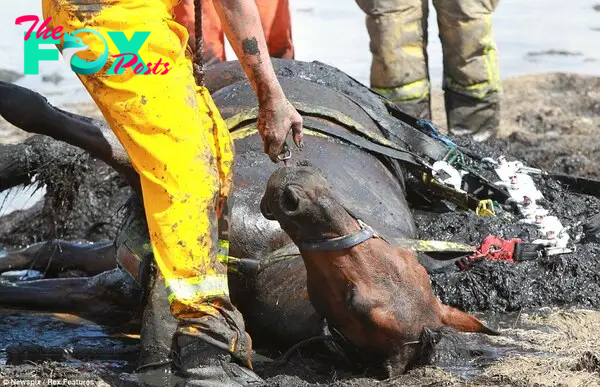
[{"left": 0, "top": 59, "right": 495, "bottom": 375}]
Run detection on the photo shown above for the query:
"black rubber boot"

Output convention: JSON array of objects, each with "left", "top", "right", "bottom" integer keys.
[
  {"left": 445, "top": 89, "right": 501, "bottom": 142},
  {"left": 394, "top": 98, "right": 432, "bottom": 121},
  {"left": 114, "top": 270, "right": 182, "bottom": 387},
  {"left": 110, "top": 200, "right": 182, "bottom": 386},
  {"left": 171, "top": 334, "right": 265, "bottom": 387},
  {"left": 138, "top": 271, "right": 179, "bottom": 366}
]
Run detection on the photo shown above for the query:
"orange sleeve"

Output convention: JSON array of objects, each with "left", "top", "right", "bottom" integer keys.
[{"left": 174, "top": 0, "right": 196, "bottom": 41}]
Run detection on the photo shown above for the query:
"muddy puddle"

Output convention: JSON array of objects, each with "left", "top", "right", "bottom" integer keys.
[
  {"left": 0, "top": 309, "right": 138, "bottom": 370},
  {"left": 255, "top": 308, "right": 600, "bottom": 386},
  {"left": 2, "top": 301, "right": 598, "bottom": 387}
]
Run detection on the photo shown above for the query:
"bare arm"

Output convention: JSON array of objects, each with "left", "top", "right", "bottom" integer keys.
[
  {"left": 173, "top": 0, "right": 303, "bottom": 161},
  {"left": 211, "top": 0, "right": 280, "bottom": 104},
  {"left": 211, "top": 0, "right": 303, "bottom": 161}
]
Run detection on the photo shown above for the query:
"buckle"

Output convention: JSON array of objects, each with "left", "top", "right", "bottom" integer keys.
[
  {"left": 116, "top": 241, "right": 145, "bottom": 286},
  {"left": 357, "top": 219, "right": 378, "bottom": 238},
  {"left": 476, "top": 200, "right": 496, "bottom": 217}
]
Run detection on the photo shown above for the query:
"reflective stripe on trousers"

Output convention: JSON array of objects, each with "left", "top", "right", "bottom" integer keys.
[
  {"left": 166, "top": 274, "right": 229, "bottom": 304},
  {"left": 42, "top": 0, "right": 234, "bottom": 319}
]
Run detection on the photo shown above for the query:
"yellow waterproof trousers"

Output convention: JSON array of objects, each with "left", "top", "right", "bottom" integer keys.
[{"left": 42, "top": 0, "right": 252, "bottom": 365}]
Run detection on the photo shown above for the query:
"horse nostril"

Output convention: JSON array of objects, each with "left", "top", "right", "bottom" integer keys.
[
  {"left": 282, "top": 185, "right": 301, "bottom": 214},
  {"left": 260, "top": 195, "right": 276, "bottom": 220}
]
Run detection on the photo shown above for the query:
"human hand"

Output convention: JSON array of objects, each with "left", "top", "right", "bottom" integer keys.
[{"left": 257, "top": 97, "right": 303, "bottom": 162}]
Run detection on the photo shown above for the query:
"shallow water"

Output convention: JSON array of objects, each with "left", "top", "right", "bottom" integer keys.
[
  {"left": 1, "top": 0, "right": 599, "bottom": 107},
  {"left": 0, "top": 309, "right": 138, "bottom": 370}
]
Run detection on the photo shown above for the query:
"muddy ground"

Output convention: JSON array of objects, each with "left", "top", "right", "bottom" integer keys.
[{"left": 1, "top": 72, "right": 600, "bottom": 386}]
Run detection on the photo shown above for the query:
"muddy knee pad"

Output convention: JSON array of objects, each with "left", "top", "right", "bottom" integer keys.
[
  {"left": 139, "top": 270, "right": 179, "bottom": 367},
  {"left": 445, "top": 89, "right": 500, "bottom": 142},
  {"left": 115, "top": 197, "right": 154, "bottom": 288}
]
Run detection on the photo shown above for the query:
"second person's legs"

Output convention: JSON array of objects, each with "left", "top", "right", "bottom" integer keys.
[
  {"left": 433, "top": 0, "right": 501, "bottom": 142},
  {"left": 356, "top": 0, "right": 431, "bottom": 120}
]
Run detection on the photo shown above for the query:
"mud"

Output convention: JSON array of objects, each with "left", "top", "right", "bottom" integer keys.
[
  {"left": 3, "top": 309, "right": 598, "bottom": 387},
  {"left": 0, "top": 156, "right": 130, "bottom": 248},
  {"left": 419, "top": 73, "right": 600, "bottom": 314},
  {"left": 2, "top": 72, "right": 600, "bottom": 386},
  {"left": 409, "top": 134, "right": 600, "bottom": 313},
  {"left": 0, "top": 363, "right": 112, "bottom": 386},
  {"left": 0, "top": 309, "right": 138, "bottom": 386},
  {"left": 0, "top": 136, "right": 131, "bottom": 248}
]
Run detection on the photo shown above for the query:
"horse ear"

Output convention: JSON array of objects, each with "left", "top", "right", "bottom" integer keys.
[
  {"left": 440, "top": 304, "right": 501, "bottom": 336},
  {"left": 260, "top": 195, "right": 276, "bottom": 220}
]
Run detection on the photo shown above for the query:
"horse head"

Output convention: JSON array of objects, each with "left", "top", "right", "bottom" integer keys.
[{"left": 260, "top": 166, "right": 499, "bottom": 376}]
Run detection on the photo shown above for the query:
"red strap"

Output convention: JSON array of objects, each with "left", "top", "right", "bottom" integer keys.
[{"left": 456, "top": 235, "right": 522, "bottom": 270}]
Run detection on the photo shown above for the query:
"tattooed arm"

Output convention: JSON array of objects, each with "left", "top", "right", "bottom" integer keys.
[{"left": 212, "top": 0, "right": 303, "bottom": 162}]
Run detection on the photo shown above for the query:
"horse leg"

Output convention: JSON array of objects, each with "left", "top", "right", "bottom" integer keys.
[
  {"left": 0, "top": 268, "right": 140, "bottom": 326},
  {"left": 0, "top": 81, "right": 139, "bottom": 192},
  {"left": 0, "top": 240, "right": 117, "bottom": 277}
]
